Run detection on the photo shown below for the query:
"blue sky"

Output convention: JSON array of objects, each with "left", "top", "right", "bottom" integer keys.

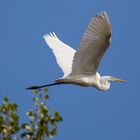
[{"left": 0, "top": 0, "right": 140, "bottom": 139}]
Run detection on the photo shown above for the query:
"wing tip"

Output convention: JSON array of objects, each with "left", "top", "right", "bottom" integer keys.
[
  {"left": 43, "top": 32, "right": 58, "bottom": 39},
  {"left": 93, "top": 11, "right": 111, "bottom": 32},
  {"left": 95, "top": 11, "right": 109, "bottom": 19}
]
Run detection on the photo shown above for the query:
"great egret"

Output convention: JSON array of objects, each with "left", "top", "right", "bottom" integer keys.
[{"left": 27, "top": 11, "right": 126, "bottom": 91}]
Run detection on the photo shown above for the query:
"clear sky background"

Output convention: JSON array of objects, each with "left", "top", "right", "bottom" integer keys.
[{"left": 0, "top": 0, "right": 140, "bottom": 140}]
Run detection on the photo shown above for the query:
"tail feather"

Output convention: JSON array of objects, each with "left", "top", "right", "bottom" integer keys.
[{"left": 26, "top": 82, "right": 61, "bottom": 90}]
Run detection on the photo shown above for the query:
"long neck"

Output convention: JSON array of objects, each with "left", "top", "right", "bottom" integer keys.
[{"left": 99, "top": 76, "right": 111, "bottom": 90}]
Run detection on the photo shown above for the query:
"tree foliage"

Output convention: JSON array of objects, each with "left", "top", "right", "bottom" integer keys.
[{"left": 0, "top": 89, "right": 62, "bottom": 140}]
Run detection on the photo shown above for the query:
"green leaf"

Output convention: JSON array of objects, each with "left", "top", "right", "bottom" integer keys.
[
  {"left": 54, "top": 112, "right": 63, "bottom": 122},
  {"left": 32, "top": 89, "right": 37, "bottom": 94},
  {"left": 44, "top": 95, "right": 49, "bottom": 100},
  {"left": 10, "top": 103, "right": 18, "bottom": 112},
  {"left": 50, "top": 118, "right": 55, "bottom": 125},
  {"left": 50, "top": 128, "right": 57, "bottom": 136},
  {"left": 44, "top": 88, "right": 48, "bottom": 93},
  {"left": 33, "top": 97, "right": 38, "bottom": 102},
  {"left": 20, "top": 132, "right": 27, "bottom": 138},
  {"left": 26, "top": 111, "right": 33, "bottom": 116},
  {"left": 21, "top": 123, "right": 31, "bottom": 130},
  {"left": 54, "top": 112, "right": 60, "bottom": 121},
  {"left": 3, "top": 97, "right": 9, "bottom": 104},
  {"left": 0, "top": 116, "right": 4, "bottom": 124},
  {"left": 11, "top": 113, "right": 19, "bottom": 121}
]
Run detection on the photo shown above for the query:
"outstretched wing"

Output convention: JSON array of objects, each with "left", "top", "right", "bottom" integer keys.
[
  {"left": 71, "top": 11, "right": 112, "bottom": 76},
  {"left": 43, "top": 32, "right": 76, "bottom": 77}
]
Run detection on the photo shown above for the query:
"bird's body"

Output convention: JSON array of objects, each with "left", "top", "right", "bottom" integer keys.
[
  {"left": 27, "top": 11, "right": 126, "bottom": 91},
  {"left": 55, "top": 72, "right": 110, "bottom": 90},
  {"left": 56, "top": 73, "right": 101, "bottom": 87}
]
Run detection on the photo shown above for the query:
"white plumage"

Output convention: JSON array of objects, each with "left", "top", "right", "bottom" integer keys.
[
  {"left": 27, "top": 11, "right": 126, "bottom": 91},
  {"left": 43, "top": 32, "right": 75, "bottom": 77}
]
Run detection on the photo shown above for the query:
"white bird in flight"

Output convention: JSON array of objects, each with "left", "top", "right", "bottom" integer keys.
[{"left": 27, "top": 11, "right": 126, "bottom": 91}]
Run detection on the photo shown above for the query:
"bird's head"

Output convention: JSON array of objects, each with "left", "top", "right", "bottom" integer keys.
[{"left": 99, "top": 76, "right": 127, "bottom": 90}]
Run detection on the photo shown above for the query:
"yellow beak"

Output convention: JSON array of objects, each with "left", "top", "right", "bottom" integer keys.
[{"left": 112, "top": 77, "right": 127, "bottom": 82}]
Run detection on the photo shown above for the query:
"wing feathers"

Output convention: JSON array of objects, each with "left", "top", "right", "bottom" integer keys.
[
  {"left": 71, "top": 11, "right": 111, "bottom": 76},
  {"left": 44, "top": 11, "right": 111, "bottom": 78},
  {"left": 43, "top": 33, "right": 76, "bottom": 77}
]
